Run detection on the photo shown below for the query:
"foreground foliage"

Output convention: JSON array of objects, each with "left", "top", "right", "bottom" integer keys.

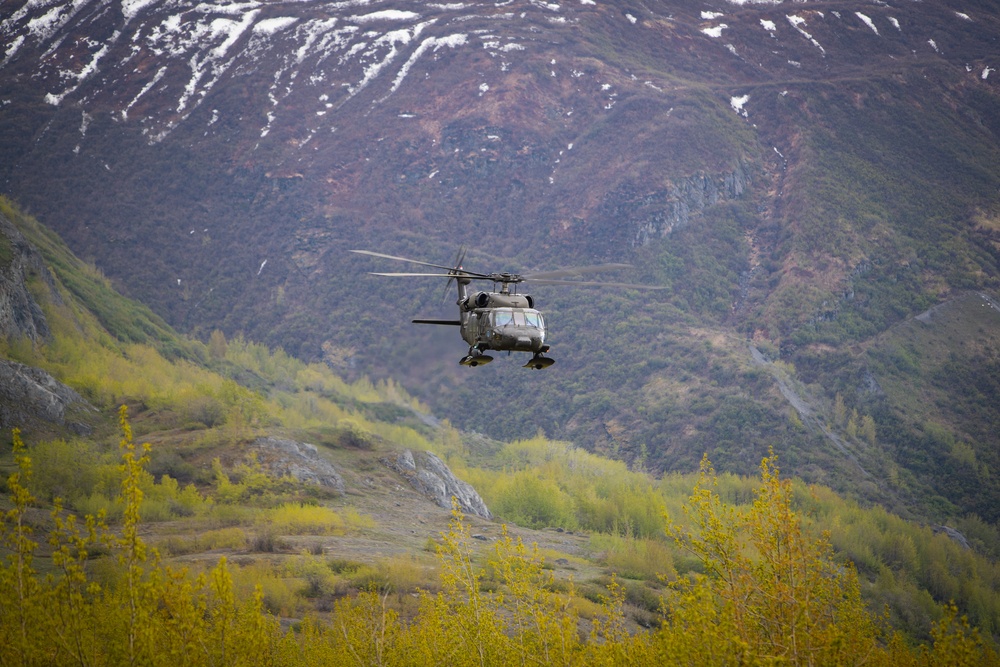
[{"left": 2, "top": 416, "right": 997, "bottom": 666}]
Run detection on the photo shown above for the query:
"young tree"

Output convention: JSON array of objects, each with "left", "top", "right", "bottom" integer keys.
[
  {"left": 417, "top": 504, "right": 508, "bottom": 667},
  {"left": 208, "top": 329, "right": 228, "bottom": 361},
  {"left": 833, "top": 393, "right": 846, "bottom": 427},
  {"left": 861, "top": 415, "right": 876, "bottom": 446},
  {"left": 665, "top": 452, "right": 884, "bottom": 665},
  {"left": 0, "top": 429, "right": 46, "bottom": 666},
  {"left": 489, "top": 527, "right": 581, "bottom": 667}
]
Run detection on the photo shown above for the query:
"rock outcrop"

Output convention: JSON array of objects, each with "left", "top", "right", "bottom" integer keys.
[
  {"left": 935, "top": 525, "right": 971, "bottom": 551},
  {"left": 386, "top": 449, "right": 492, "bottom": 519},
  {"left": 1, "top": 212, "right": 93, "bottom": 434},
  {"left": 630, "top": 162, "right": 752, "bottom": 246},
  {"left": 250, "top": 436, "right": 345, "bottom": 495},
  {"left": 0, "top": 211, "right": 56, "bottom": 343},
  {"left": 0, "top": 359, "right": 93, "bottom": 434}
]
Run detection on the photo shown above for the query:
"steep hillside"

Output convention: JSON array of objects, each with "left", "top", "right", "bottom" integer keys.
[
  {"left": 1, "top": 1, "right": 999, "bottom": 519},
  {"left": 4, "top": 203, "right": 1000, "bottom": 655}
]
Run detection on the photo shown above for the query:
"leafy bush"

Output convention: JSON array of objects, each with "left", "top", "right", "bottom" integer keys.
[
  {"left": 156, "top": 527, "right": 247, "bottom": 556},
  {"left": 491, "top": 471, "right": 578, "bottom": 530},
  {"left": 589, "top": 531, "right": 676, "bottom": 582},
  {"left": 265, "top": 503, "right": 346, "bottom": 536},
  {"left": 3, "top": 423, "right": 1000, "bottom": 664}
]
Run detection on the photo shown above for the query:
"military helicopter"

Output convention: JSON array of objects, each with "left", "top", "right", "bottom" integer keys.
[{"left": 350, "top": 249, "right": 666, "bottom": 369}]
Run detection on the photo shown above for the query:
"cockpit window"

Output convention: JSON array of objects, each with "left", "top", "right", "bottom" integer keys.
[{"left": 492, "top": 308, "right": 544, "bottom": 328}]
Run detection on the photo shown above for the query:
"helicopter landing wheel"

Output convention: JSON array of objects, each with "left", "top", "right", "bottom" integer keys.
[
  {"left": 524, "top": 354, "right": 555, "bottom": 370},
  {"left": 460, "top": 351, "right": 494, "bottom": 367}
]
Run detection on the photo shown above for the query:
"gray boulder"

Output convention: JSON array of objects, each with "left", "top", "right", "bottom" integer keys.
[
  {"left": 387, "top": 449, "right": 492, "bottom": 519},
  {"left": 935, "top": 525, "right": 971, "bottom": 551},
  {"left": 250, "top": 436, "right": 345, "bottom": 495},
  {"left": 0, "top": 359, "right": 94, "bottom": 433}
]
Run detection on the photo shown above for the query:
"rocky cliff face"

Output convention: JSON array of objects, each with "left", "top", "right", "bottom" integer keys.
[
  {"left": 0, "top": 358, "right": 93, "bottom": 435},
  {"left": 0, "top": 211, "right": 55, "bottom": 343},
  {"left": 0, "top": 211, "right": 94, "bottom": 436},
  {"left": 385, "top": 449, "right": 492, "bottom": 519}
]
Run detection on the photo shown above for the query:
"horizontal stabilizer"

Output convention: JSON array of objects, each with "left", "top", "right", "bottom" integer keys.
[{"left": 413, "top": 319, "right": 462, "bottom": 326}]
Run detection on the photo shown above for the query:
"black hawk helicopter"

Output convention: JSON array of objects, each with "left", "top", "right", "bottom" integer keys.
[{"left": 350, "top": 249, "right": 666, "bottom": 369}]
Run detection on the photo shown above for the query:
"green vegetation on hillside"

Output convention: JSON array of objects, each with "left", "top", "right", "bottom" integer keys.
[
  {"left": 755, "top": 79, "right": 1000, "bottom": 353},
  {"left": 0, "top": 197, "right": 199, "bottom": 360},
  {"left": 4, "top": 421, "right": 999, "bottom": 665},
  {"left": 3, "top": 198, "right": 1000, "bottom": 658}
]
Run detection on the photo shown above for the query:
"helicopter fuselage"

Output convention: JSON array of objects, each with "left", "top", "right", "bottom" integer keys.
[
  {"left": 458, "top": 287, "right": 547, "bottom": 354},
  {"left": 463, "top": 306, "right": 546, "bottom": 353},
  {"left": 349, "top": 248, "right": 665, "bottom": 369}
]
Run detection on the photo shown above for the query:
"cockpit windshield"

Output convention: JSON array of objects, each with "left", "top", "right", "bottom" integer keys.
[{"left": 491, "top": 308, "right": 544, "bottom": 330}]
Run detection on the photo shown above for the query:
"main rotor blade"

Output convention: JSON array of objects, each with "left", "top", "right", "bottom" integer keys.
[
  {"left": 349, "top": 249, "right": 466, "bottom": 273},
  {"left": 525, "top": 277, "right": 668, "bottom": 289},
  {"left": 369, "top": 272, "right": 475, "bottom": 278},
  {"left": 355, "top": 249, "right": 663, "bottom": 287},
  {"left": 444, "top": 245, "right": 468, "bottom": 300},
  {"left": 523, "top": 264, "right": 635, "bottom": 280}
]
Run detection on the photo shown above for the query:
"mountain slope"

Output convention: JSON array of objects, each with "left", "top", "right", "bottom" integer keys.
[
  {"left": 4, "top": 201, "right": 1000, "bottom": 646},
  {"left": 1, "top": 0, "right": 999, "bottom": 519}
]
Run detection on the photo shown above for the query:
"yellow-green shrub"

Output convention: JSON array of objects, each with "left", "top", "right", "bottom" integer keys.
[
  {"left": 4, "top": 421, "right": 1000, "bottom": 665},
  {"left": 589, "top": 531, "right": 676, "bottom": 582},
  {"left": 156, "top": 527, "right": 247, "bottom": 556},
  {"left": 265, "top": 503, "right": 346, "bottom": 536},
  {"left": 491, "top": 470, "right": 578, "bottom": 530}
]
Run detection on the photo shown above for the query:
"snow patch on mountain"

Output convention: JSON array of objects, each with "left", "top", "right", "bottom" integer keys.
[
  {"left": 855, "top": 12, "right": 877, "bottom": 35},
  {"left": 348, "top": 20, "right": 433, "bottom": 98},
  {"left": 176, "top": 9, "right": 260, "bottom": 113},
  {"left": 122, "top": 65, "right": 165, "bottom": 119},
  {"left": 4, "top": 0, "right": 986, "bottom": 149},
  {"left": 254, "top": 17, "right": 297, "bottom": 35},
  {"left": 730, "top": 93, "right": 749, "bottom": 117},
  {"left": 46, "top": 30, "right": 120, "bottom": 105},
  {"left": 122, "top": 0, "right": 158, "bottom": 22},
  {"left": 1, "top": 0, "right": 494, "bottom": 139},
  {"left": 385, "top": 31, "right": 466, "bottom": 98},
  {"left": 4, "top": 35, "right": 25, "bottom": 62},
  {"left": 25, "top": 0, "right": 88, "bottom": 42},
  {"left": 786, "top": 14, "right": 825, "bottom": 55},
  {"left": 351, "top": 10, "right": 421, "bottom": 23}
]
